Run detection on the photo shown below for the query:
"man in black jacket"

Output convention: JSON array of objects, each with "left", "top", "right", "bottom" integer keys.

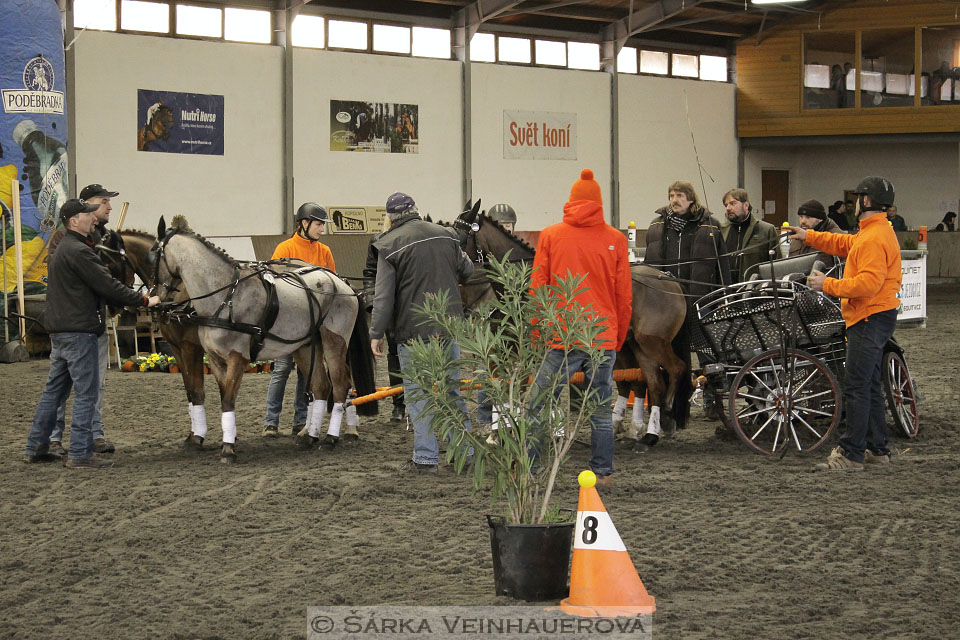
[
  {"left": 23, "top": 199, "right": 159, "bottom": 469},
  {"left": 369, "top": 192, "right": 474, "bottom": 472},
  {"left": 47, "top": 183, "right": 120, "bottom": 457},
  {"left": 644, "top": 181, "right": 730, "bottom": 431}
]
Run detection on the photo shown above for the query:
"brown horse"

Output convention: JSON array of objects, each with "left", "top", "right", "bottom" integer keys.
[
  {"left": 455, "top": 206, "right": 688, "bottom": 448},
  {"left": 137, "top": 105, "right": 173, "bottom": 151}
]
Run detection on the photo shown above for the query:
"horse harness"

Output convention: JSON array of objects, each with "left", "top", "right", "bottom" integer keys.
[{"left": 150, "top": 227, "right": 341, "bottom": 362}]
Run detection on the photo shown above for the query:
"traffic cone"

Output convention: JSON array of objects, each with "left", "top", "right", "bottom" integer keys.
[{"left": 560, "top": 470, "right": 656, "bottom": 617}]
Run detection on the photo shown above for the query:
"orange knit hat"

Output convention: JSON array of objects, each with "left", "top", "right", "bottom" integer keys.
[{"left": 569, "top": 168, "right": 602, "bottom": 204}]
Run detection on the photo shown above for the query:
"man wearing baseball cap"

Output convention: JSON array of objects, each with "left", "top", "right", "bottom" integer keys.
[
  {"left": 24, "top": 199, "right": 159, "bottom": 469},
  {"left": 46, "top": 183, "right": 122, "bottom": 457}
]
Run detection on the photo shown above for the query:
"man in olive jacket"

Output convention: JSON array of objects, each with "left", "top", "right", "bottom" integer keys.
[
  {"left": 24, "top": 199, "right": 159, "bottom": 469},
  {"left": 719, "top": 188, "right": 782, "bottom": 282}
]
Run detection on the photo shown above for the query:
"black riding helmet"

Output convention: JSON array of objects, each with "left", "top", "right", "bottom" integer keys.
[
  {"left": 487, "top": 203, "right": 517, "bottom": 225},
  {"left": 852, "top": 176, "right": 895, "bottom": 213},
  {"left": 296, "top": 202, "right": 331, "bottom": 224}
]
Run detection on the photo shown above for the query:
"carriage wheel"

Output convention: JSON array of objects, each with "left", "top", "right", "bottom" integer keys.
[
  {"left": 728, "top": 348, "right": 841, "bottom": 457},
  {"left": 883, "top": 350, "right": 919, "bottom": 438}
]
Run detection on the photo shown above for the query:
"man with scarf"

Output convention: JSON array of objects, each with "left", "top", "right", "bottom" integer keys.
[
  {"left": 719, "top": 188, "right": 781, "bottom": 283},
  {"left": 644, "top": 181, "right": 730, "bottom": 433}
]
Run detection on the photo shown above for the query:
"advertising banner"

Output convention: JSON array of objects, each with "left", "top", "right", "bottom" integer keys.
[
  {"left": 1, "top": 0, "right": 68, "bottom": 290},
  {"left": 327, "top": 206, "right": 386, "bottom": 234},
  {"left": 137, "top": 89, "right": 224, "bottom": 155},
  {"left": 329, "top": 100, "right": 418, "bottom": 154},
  {"left": 897, "top": 252, "right": 926, "bottom": 322},
  {"left": 503, "top": 110, "right": 577, "bottom": 160}
]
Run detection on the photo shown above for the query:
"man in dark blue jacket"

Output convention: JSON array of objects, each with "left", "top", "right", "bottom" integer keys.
[{"left": 23, "top": 199, "right": 159, "bottom": 469}]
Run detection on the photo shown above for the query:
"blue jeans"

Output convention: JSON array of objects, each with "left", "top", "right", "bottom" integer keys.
[
  {"left": 264, "top": 355, "right": 308, "bottom": 427},
  {"left": 532, "top": 348, "right": 616, "bottom": 476},
  {"left": 397, "top": 341, "right": 471, "bottom": 465},
  {"left": 51, "top": 332, "right": 108, "bottom": 442},
  {"left": 839, "top": 309, "right": 898, "bottom": 463},
  {"left": 25, "top": 332, "right": 101, "bottom": 459}
]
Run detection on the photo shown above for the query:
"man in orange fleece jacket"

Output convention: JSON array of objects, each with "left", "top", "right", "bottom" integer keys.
[
  {"left": 787, "top": 176, "right": 902, "bottom": 472},
  {"left": 262, "top": 202, "right": 336, "bottom": 438},
  {"left": 529, "top": 169, "right": 632, "bottom": 486}
]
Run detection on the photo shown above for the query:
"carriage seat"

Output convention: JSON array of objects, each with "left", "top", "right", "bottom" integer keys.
[{"left": 744, "top": 254, "right": 840, "bottom": 282}]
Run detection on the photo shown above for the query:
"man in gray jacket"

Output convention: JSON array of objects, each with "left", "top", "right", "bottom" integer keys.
[
  {"left": 369, "top": 192, "right": 474, "bottom": 472},
  {"left": 24, "top": 199, "right": 159, "bottom": 469}
]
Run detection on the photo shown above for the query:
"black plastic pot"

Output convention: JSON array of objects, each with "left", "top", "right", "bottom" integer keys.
[{"left": 486, "top": 514, "right": 574, "bottom": 601}]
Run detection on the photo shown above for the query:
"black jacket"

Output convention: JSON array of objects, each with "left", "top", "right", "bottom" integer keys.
[
  {"left": 369, "top": 214, "right": 474, "bottom": 343},
  {"left": 644, "top": 205, "right": 730, "bottom": 299},
  {"left": 720, "top": 215, "right": 782, "bottom": 282},
  {"left": 44, "top": 230, "right": 146, "bottom": 335}
]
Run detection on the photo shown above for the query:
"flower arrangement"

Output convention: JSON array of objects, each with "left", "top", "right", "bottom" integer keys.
[{"left": 123, "top": 353, "right": 175, "bottom": 372}]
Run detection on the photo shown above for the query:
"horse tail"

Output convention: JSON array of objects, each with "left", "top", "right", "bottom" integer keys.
[
  {"left": 348, "top": 305, "right": 378, "bottom": 416},
  {"left": 670, "top": 306, "right": 693, "bottom": 430}
]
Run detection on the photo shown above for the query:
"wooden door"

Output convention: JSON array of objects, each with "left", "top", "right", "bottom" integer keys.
[{"left": 761, "top": 170, "right": 789, "bottom": 227}]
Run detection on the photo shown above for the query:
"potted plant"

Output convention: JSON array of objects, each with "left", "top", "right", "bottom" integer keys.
[
  {"left": 402, "top": 255, "right": 608, "bottom": 601},
  {"left": 168, "top": 356, "right": 179, "bottom": 374}
]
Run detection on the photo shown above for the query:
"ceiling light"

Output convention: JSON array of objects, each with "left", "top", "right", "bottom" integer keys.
[{"left": 752, "top": 0, "right": 806, "bottom": 4}]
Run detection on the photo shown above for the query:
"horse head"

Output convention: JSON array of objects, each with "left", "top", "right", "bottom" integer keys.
[
  {"left": 453, "top": 199, "right": 482, "bottom": 251},
  {"left": 98, "top": 230, "right": 133, "bottom": 287}
]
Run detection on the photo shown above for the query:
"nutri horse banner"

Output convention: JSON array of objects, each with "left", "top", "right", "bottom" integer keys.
[
  {"left": 137, "top": 89, "right": 224, "bottom": 155},
  {"left": 503, "top": 110, "right": 577, "bottom": 160},
  {"left": 1, "top": 0, "right": 68, "bottom": 288}
]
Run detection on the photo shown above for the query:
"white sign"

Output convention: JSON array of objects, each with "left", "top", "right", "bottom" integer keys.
[
  {"left": 897, "top": 253, "right": 926, "bottom": 322},
  {"left": 573, "top": 510, "right": 626, "bottom": 552},
  {"left": 503, "top": 110, "right": 577, "bottom": 160}
]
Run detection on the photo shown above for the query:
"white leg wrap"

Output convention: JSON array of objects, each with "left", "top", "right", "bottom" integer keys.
[
  {"left": 221, "top": 411, "right": 237, "bottom": 444},
  {"left": 346, "top": 403, "right": 358, "bottom": 427},
  {"left": 613, "top": 395, "right": 628, "bottom": 418},
  {"left": 645, "top": 405, "right": 661, "bottom": 436},
  {"left": 632, "top": 397, "right": 645, "bottom": 427},
  {"left": 307, "top": 399, "right": 327, "bottom": 438},
  {"left": 326, "top": 403, "right": 345, "bottom": 438},
  {"left": 303, "top": 401, "right": 314, "bottom": 433},
  {"left": 190, "top": 403, "right": 207, "bottom": 439},
  {"left": 491, "top": 404, "right": 509, "bottom": 432}
]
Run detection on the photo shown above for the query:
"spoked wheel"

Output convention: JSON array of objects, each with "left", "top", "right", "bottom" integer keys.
[
  {"left": 729, "top": 348, "right": 842, "bottom": 456},
  {"left": 883, "top": 350, "right": 919, "bottom": 438}
]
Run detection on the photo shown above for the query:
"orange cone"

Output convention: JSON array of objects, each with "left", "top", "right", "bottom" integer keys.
[{"left": 560, "top": 470, "right": 656, "bottom": 617}]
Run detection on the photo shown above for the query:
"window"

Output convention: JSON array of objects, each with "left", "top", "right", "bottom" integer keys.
[
  {"left": 699, "top": 55, "right": 727, "bottom": 81},
  {"left": 535, "top": 40, "right": 566, "bottom": 66},
  {"left": 412, "top": 27, "right": 450, "bottom": 58},
  {"left": 292, "top": 14, "right": 324, "bottom": 48},
  {"left": 803, "top": 31, "right": 854, "bottom": 110},
  {"left": 470, "top": 32, "right": 495, "bottom": 62},
  {"left": 328, "top": 19, "right": 367, "bottom": 50},
  {"left": 176, "top": 5, "right": 221, "bottom": 38},
  {"left": 121, "top": 0, "right": 168, "bottom": 33},
  {"left": 498, "top": 36, "right": 531, "bottom": 64},
  {"left": 567, "top": 42, "right": 600, "bottom": 70},
  {"left": 74, "top": 0, "right": 117, "bottom": 30},
  {"left": 225, "top": 8, "right": 270, "bottom": 44},
  {"left": 617, "top": 47, "right": 638, "bottom": 74},
  {"left": 640, "top": 50, "right": 668, "bottom": 75},
  {"left": 921, "top": 26, "right": 960, "bottom": 105},
  {"left": 672, "top": 53, "right": 698, "bottom": 77},
  {"left": 374, "top": 24, "right": 410, "bottom": 54}
]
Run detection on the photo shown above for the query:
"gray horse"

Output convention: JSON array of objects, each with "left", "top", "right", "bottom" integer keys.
[{"left": 149, "top": 216, "right": 376, "bottom": 463}]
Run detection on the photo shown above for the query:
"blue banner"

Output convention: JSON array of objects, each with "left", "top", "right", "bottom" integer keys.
[
  {"left": 1, "top": 0, "right": 67, "bottom": 288},
  {"left": 137, "top": 89, "right": 224, "bottom": 155}
]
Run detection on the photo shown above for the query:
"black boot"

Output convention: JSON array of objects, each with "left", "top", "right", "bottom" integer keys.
[{"left": 390, "top": 404, "right": 405, "bottom": 424}]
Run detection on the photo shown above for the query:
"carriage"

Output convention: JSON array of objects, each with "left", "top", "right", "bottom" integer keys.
[{"left": 693, "top": 252, "right": 919, "bottom": 457}]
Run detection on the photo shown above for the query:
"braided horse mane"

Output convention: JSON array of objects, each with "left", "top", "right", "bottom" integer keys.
[{"left": 167, "top": 214, "right": 240, "bottom": 267}]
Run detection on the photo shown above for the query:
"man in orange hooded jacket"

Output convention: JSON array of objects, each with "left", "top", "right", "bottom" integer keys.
[
  {"left": 529, "top": 169, "right": 632, "bottom": 486},
  {"left": 787, "top": 176, "right": 902, "bottom": 471}
]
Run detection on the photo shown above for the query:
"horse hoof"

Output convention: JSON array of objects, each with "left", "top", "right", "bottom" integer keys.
[
  {"left": 261, "top": 425, "right": 279, "bottom": 438},
  {"left": 220, "top": 443, "right": 237, "bottom": 463},
  {"left": 295, "top": 434, "right": 319, "bottom": 449},
  {"left": 182, "top": 434, "right": 204, "bottom": 451},
  {"left": 342, "top": 433, "right": 360, "bottom": 443},
  {"left": 633, "top": 433, "right": 659, "bottom": 454},
  {"left": 320, "top": 435, "right": 339, "bottom": 451}
]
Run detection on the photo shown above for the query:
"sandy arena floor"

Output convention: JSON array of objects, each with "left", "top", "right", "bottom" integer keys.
[{"left": 1, "top": 285, "right": 957, "bottom": 639}]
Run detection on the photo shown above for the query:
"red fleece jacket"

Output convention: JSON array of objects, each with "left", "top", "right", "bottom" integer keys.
[{"left": 530, "top": 200, "right": 632, "bottom": 350}]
